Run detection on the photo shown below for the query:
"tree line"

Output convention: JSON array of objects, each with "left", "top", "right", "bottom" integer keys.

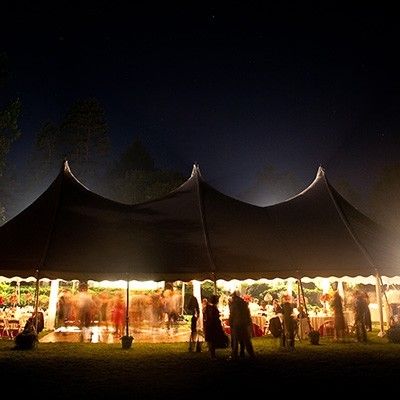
[
  {"left": 1, "top": 52, "right": 400, "bottom": 237},
  {"left": 0, "top": 95, "right": 186, "bottom": 221},
  {"left": 0, "top": 53, "right": 185, "bottom": 222}
]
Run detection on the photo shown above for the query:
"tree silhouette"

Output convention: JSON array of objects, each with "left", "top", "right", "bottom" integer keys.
[
  {"left": 60, "top": 98, "right": 110, "bottom": 179},
  {"left": 108, "top": 137, "right": 184, "bottom": 204},
  {"left": 0, "top": 53, "right": 21, "bottom": 222},
  {"left": 370, "top": 163, "right": 400, "bottom": 234}
]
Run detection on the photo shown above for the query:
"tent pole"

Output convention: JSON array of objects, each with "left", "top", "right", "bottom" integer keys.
[
  {"left": 194, "top": 165, "right": 218, "bottom": 295},
  {"left": 47, "top": 279, "right": 60, "bottom": 330},
  {"left": 378, "top": 274, "right": 392, "bottom": 324},
  {"left": 125, "top": 277, "right": 130, "bottom": 338},
  {"left": 120, "top": 274, "right": 133, "bottom": 349},
  {"left": 16, "top": 280, "right": 21, "bottom": 304},
  {"left": 181, "top": 282, "right": 185, "bottom": 315},
  {"left": 375, "top": 272, "right": 385, "bottom": 337},
  {"left": 193, "top": 280, "right": 202, "bottom": 314},
  {"left": 297, "top": 279, "right": 303, "bottom": 341},
  {"left": 298, "top": 277, "right": 313, "bottom": 332},
  {"left": 34, "top": 269, "right": 40, "bottom": 332},
  {"left": 212, "top": 272, "right": 217, "bottom": 295},
  {"left": 287, "top": 278, "right": 293, "bottom": 296}
]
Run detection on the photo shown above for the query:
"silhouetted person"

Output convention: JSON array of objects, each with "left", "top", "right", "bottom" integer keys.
[
  {"left": 229, "top": 291, "right": 255, "bottom": 359},
  {"left": 76, "top": 282, "right": 95, "bottom": 342},
  {"left": 203, "top": 295, "right": 225, "bottom": 359},
  {"left": 281, "top": 295, "right": 296, "bottom": 349},
  {"left": 363, "top": 291, "right": 372, "bottom": 332},
  {"left": 331, "top": 290, "right": 346, "bottom": 341},
  {"left": 111, "top": 291, "right": 125, "bottom": 338},
  {"left": 187, "top": 295, "right": 200, "bottom": 352},
  {"left": 14, "top": 317, "right": 38, "bottom": 350},
  {"left": 353, "top": 290, "right": 368, "bottom": 342}
]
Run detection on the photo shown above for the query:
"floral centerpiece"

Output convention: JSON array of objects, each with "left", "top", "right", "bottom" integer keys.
[
  {"left": 320, "top": 293, "right": 331, "bottom": 303},
  {"left": 320, "top": 293, "right": 331, "bottom": 314}
]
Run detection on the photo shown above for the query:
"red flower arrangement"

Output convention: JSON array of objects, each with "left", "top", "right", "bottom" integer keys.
[
  {"left": 242, "top": 294, "right": 252, "bottom": 302},
  {"left": 320, "top": 293, "right": 331, "bottom": 303}
]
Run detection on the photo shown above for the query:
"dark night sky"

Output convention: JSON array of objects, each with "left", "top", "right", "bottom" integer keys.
[{"left": 2, "top": 2, "right": 400, "bottom": 206}]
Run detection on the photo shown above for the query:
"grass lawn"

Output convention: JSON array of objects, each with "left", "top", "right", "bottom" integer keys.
[{"left": 1, "top": 331, "right": 400, "bottom": 397}]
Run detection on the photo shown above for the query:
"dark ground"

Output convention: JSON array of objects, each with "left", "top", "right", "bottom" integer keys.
[{"left": 1, "top": 333, "right": 399, "bottom": 398}]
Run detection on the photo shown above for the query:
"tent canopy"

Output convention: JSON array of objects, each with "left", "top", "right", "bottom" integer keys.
[{"left": 0, "top": 161, "right": 399, "bottom": 281}]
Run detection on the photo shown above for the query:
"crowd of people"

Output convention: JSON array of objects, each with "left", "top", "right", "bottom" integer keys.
[
  {"left": 195, "top": 291, "right": 256, "bottom": 359},
  {"left": 51, "top": 280, "right": 376, "bottom": 351},
  {"left": 8, "top": 277, "right": 383, "bottom": 354},
  {"left": 55, "top": 283, "right": 183, "bottom": 341},
  {"left": 191, "top": 286, "right": 376, "bottom": 359}
]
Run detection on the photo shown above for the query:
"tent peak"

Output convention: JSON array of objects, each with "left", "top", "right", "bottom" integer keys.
[
  {"left": 62, "top": 159, "right": 71, "bottom": 174},
  {"left": 317, "top": 165, "right": 326, "bottom": 178},
  {"left": 60, "top": 159, "right": 90, "bottom": 191},
  {"left": 279, "top": 165, "right": 327, "bottom": 202},
  {"left": 191, "top": 163, "right": 203, "bottom": 179}
]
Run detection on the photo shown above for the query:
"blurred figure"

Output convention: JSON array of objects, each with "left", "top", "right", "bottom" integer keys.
[
  {"left": 281, "top": 295, "right": 296, "bottom": 349},
  {"left": 229, "top": 291, "right": 255, "bottom": 359},
  {"left": 76, "top": 282, "right": 95, "bottom": 342},
  {"left": 111, "top": 291, "right": 125, "bottom": 338},
  {"left": 150, "top": 289, "right": 164, "bottom": 329},
  {"left": 353, "top": 290, "right": 368, "bottom": 342},
  {"left": 14, "top": 317, "right": 38, "bottom": 350},
  {"left": 201, "top": 297, "right": 208, "bottom": 311},
  {"left": 197, "top": 297, "right": 208, "bottom": 337},
  {"left": 97, "top": 290, "right": 111, "bottom": 329},
  {"left": 268, "top": 298, "right": 283, "bottom": 338},
  {"left": 363, "top": 291, "right": 372, "bottom": 332},
  {"left": 187, "top": 295, "right": 200, "bottom": 352},
  {"left": 330, "top": 290, "right": 346, "bottom": 341},
  {"left": 162, "top": 286, "right": 181, "bottom": 333},
  {"left": 272, "top": 298, "right": 283, "bottom": 314},
  {"left": 203, "top": 294, "right": 226, "bottom": 359},
  {"left": 56, "top": 288, "right": 73, "bottom": 328},
  {"left": 263, "top": 292, "right": 273, "bottom": 305},
  {"left": 296, "top": 305, "right": 310, "bottom": 339},
  {"left": 32, "top": 311, "right": 44, "bottom": 334}
]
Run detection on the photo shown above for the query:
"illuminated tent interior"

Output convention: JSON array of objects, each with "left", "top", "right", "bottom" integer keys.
[{"left": 1, "top": 160, "right": 400, "bottom": 340}]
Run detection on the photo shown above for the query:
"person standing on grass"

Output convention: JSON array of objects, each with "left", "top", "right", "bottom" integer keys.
[
  {"left": 111, "top": 291, "right": 125, "bottom": 338},
  {"left": 228, "top": 291, "right": 255, "bottom": 359},
  {"left": 187, "top": 295, "right": 200, "bottom": 352},
  {"left": 353, "top": 290, "right": 368, "bottom": 342},
  {"left": 330, "top": 290, "right": 346, "bottom": 341},
  {"left": 76, "top": 282, "right": 95, "bottom": 342},
  {"left": 281, "top": 294, "right": 296, "bottom": 350},
  {"left": 363, "top": 291, "right": 372, "bottom": 332},
  {"left": 203, "top": 294, "right": 224, "bottom": 359}
]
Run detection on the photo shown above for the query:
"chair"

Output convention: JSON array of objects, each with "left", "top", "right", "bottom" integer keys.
[
  {"left": 268, "top": 316, "right": 282, "bottom": 338},
  {"left": 0, "top": 318, "right": 7, "bottom": 338},
  {"left": 7, "top": 319, "right": 21, "bottom": 339},
  {"left": 0, "top": 318, "right": 19, "bottom": 339},
  {"left": 318, "top": 319, "right": 334, "bottom": 336}
]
